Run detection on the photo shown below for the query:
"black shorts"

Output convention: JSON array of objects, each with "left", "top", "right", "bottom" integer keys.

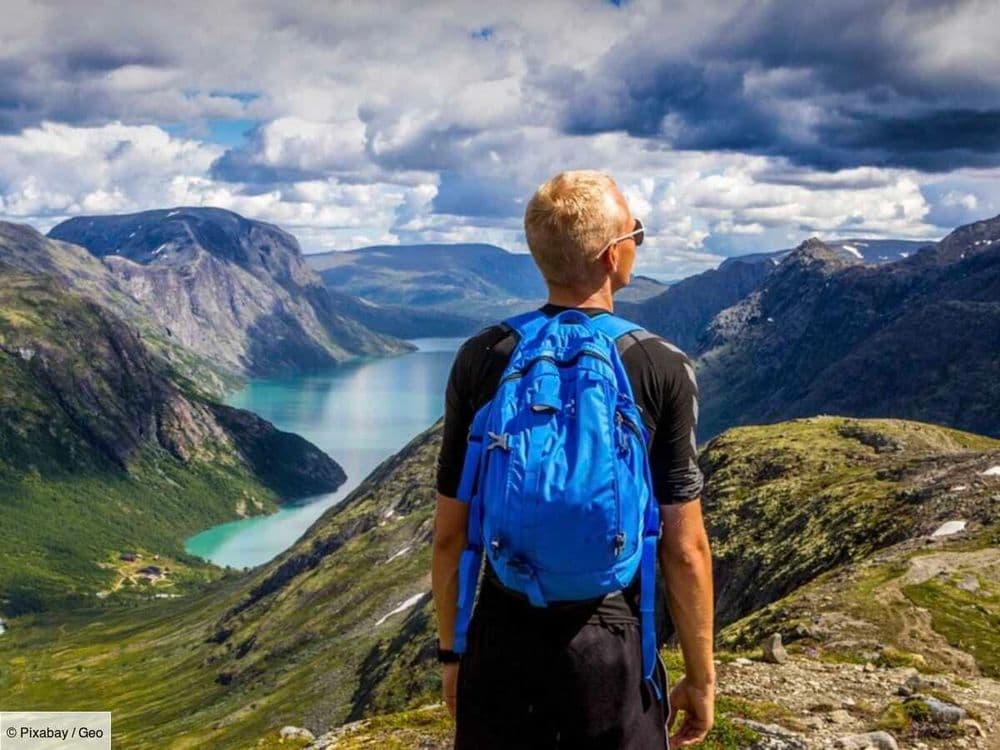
[{"left": 455, "top": 579, "right": 670, "bottom": 749}]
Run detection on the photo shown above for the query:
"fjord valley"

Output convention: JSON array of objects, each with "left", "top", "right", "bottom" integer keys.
[
  {"left": 1, "top": 208, "right": 999, "bottom": 750},
  {"left": 0, "top": 207, "right": 437, "bottom": 616},
  {"left": 0, "top": 259, "right": 347, "bottom": 616}
]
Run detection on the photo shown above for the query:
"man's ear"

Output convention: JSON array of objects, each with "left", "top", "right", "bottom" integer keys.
[{"left": 602, "top": 243, "right": 619, "bottom": 273}]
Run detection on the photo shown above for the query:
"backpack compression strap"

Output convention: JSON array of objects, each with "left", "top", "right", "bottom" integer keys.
[
  {"left": 452, "top": 323, "right": 520, "bottom": 654},
  {"left": 592, "top": 314, "right": 665, "bottom": 701}
]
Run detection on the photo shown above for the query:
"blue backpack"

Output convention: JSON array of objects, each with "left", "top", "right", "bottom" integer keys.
[{"left": 453, "top": 307, "right": 663, "bottom": 699}]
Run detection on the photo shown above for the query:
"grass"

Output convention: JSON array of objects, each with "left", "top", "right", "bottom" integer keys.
[
  {"left": 902, "top": 577, "right": 1000, "bottom": 678},
  {"left": 874, "top": 697, "right": 963, "bottom": 740},
  {"left": 0, "top": 450, "right": 280, "bottom": 615},
  {"left": 703, "top": 416, "right": 1000, "bottom": 636}
]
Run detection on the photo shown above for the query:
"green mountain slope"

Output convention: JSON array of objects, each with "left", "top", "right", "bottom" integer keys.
[
  {"left": 3, "top": 415, "right": 999, "bottom": 749},
  {"left": 0, "top": 264, "right": 346, "bottom": 615}
]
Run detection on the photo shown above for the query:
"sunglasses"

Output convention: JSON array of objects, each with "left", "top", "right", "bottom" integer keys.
[{"left": 598, "top": 218, "right": 644, "bottom": 258}]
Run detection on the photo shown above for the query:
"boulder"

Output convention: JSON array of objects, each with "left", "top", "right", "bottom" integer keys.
[
  {"left": 833, "top": 731, "right": 899, "bottom": 750},
  {"left": 897, "top": 673, "right": 948, "bottom": 696},
  {"left": 762, "top": 633, "right": 788, "bottom": 664},
  {"left": 280, "top": 725, "right": 316, "bottom": 741},
  {"left": 920, "top": 696, "right": 967, "bottom": 724}
]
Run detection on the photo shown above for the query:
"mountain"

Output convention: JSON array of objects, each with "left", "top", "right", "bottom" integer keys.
[
  {"left": 305, "top": 243, "right": 546, "bottom": 313},
  {"left": 4, "top": 415, "right": 999, "bottom": 749},
  {"left": 305, "top": 242, "right": 669, "bottom": 335},
  {"left": 695, "top": 216, "right": 1000, "bottom": 439},
  {"left": 0, "top": 262, "right": 346, "bottom": 615},
  {"left": 305, "top": 236, "right": 926, "bottom": 342},
  {"left": 620, "top": 239, "right": 938, "bottom": 356},
  {"left": 613, "top": 273, "right": 670, "bottom": 302},
  {"left": 48, "top": 208, "right": 414, "bottom": 377},
  {"left": 0, "top": 221, "right": 237, "bottom": 396},
  {"left": 727, "top": 238, "right": 934, "bottom": 267},
  {"left": 618, "top": 258, "right": 772, "bottom": 352}
]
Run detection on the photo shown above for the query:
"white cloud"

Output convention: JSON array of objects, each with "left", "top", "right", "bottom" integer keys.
[
  {"left": 0, "top": 121, "right": 221, "bottom": 226},
  {"left": 1, "top": 1, "right": 999, "bottom": 276}
]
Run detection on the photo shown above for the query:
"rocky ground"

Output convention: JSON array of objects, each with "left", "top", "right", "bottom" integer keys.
[
  {"left": 718, "top": 650, "right": 996, "bottom": 749},
  {"left": 256, "top": 648, "right": 997, "bottom": 749}
]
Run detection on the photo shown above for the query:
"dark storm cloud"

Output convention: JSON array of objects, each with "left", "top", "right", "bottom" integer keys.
[
  {"left": 431, "top": 171, "right": 526, "bottom": 218},
  {"left": 562, "top": 60, "right": 782, "bottom": 151},
  {"left": 555, "top": 0, "right": 1000, "bottom": 171},
  {"left": 816, "top": 109, "right": 1000, "bottom": 170},
  {"left": 59, "top": 44, "right": 173, "bottom": 75},
  {"left": 210, "top": 148, "right": 325, "bottom": 184}
]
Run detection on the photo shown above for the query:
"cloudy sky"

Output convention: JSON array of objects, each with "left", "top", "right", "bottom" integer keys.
[{"left": 2, "top": 0, "right": 999, "bottom": 278}]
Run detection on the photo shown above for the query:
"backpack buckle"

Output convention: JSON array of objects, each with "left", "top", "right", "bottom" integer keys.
[{"left": 486, "top": 431, "right": 510, "bottom": 451}]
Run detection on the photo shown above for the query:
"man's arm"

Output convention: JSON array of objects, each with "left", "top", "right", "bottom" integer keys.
[
  {"left": 659, "top": 499, "right": 715, "bottom": 747},
  {"left": 432, "top": 493, "right": 468, "bottom": 651},
  {"left": 660, "top": 499, "right": 714, "bottom": 684},
  {"left": 641, "top": 341, "right": 714, "bottom": 746},
  {"left": 431, "top": 338, "right": 476, "bottom": 718}
]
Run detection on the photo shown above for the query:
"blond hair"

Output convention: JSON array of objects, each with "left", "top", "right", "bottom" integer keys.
[{"left": 524, "top": 170, "right": 626, "bottom": 287}]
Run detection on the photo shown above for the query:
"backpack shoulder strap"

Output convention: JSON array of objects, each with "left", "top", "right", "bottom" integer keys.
[
  {"left": 589, "top": 312, "right": 657, "bottom": 358},
  {"left": 589, "top": 311, "right": 639, "bottom": 340},
  {"left": 615, "top": 328, "right": 658, "bottom": 358},
  {"left": 502, "top": 308, "right": 547, "bottom": 337}
]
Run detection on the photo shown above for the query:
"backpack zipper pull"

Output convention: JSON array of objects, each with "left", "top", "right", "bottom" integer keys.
[
  {"left": 614, "top": 411, "right": 627, "bottom": 454},
  {"left": 613, "top": 532, "right": 626, "bottom": 556}
]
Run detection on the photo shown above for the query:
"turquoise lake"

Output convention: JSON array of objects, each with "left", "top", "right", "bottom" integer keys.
[{"left": 184, "top": 337, "right": 463, "bottom": 568}]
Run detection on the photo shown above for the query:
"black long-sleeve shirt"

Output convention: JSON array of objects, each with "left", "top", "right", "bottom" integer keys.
[{"left": 435, "top": 303, "right": 704, "bottom": 623}]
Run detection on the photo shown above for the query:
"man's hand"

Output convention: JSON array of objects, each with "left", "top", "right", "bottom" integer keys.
[
  {"left": 658, "top": 499, "right": 715, "bottom": 746},
  {"left": 442, "top": 663, "right": 460, "bottom": 717},
  {"left": 667, "top": 674, "right": 715, "bottom": 747}
]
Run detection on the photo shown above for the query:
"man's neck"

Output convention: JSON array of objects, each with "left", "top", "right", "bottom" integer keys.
[{"left": 544, "top": 283, "right": 614, "bottom": 312}]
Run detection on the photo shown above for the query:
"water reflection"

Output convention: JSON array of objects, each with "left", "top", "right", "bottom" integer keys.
[{"left": 184, "top": 337, "right": 462, "bottom": 568}]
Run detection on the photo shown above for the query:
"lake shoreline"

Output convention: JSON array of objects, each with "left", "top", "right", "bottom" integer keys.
[{"left": 183, "top": 337, "right": 462, "bottom": 569}]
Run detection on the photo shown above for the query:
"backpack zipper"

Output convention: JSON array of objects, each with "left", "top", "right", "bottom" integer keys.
[
  {"left": 618, "top": 411, "right": 644, "bottom": 442},
  {"left": 614, "top": 409, "right": 645, "bottom": 558}
]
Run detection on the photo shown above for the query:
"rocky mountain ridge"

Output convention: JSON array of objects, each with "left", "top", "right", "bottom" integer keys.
[
  {"left": 694, "top": 215, "right": 1000, "bottom": 439},
  {"left": 0, "top": 221, "right": 236, "bottom": 395},
  {"left": 723, "top": 238, "right": 934, "bottom": 268},
  {"left": 47, "top": 207, "right": 413, "bottom": 377}
]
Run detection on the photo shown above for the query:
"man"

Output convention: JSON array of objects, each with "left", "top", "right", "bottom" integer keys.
[{"left": 431, "top": 170, "right": 715, "bottom": 749}]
